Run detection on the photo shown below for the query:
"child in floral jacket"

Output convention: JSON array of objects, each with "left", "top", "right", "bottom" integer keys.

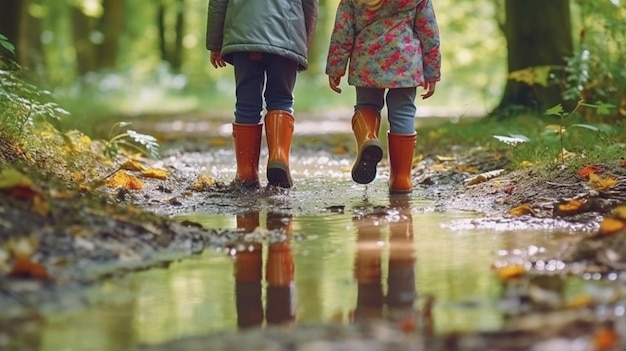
[{"left": 326, "top": 0, "right": 441, "bottom": 194}]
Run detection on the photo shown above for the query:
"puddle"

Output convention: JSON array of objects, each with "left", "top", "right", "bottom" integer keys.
[{"left": 35, "top": 204, "right": 588, "bottom": 351}]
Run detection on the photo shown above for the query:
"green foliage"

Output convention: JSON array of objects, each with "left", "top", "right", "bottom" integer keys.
[
  {"left": 103, "top": 121, "right": 160, "bottom": 160},
  {"left": 0, "top": 34, "right": 15, "bottom": 55},
  {"left": 0, "top": 62, "right": 69, "bottom": 141},
  {"left": 565, "top": 1, "right": 626, "bottom": 105}
]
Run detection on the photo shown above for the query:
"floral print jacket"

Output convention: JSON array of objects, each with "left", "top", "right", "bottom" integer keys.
[{"left": 325, "top": 0, "right": 441, "bottom": 88}]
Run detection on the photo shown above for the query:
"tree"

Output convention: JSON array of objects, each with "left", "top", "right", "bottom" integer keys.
[
  {"left": 494, "top": 0, "right": 574, "bottom": 115},
  {"left": 0, "top": 0, "right": 24, "bottom": 60},
  {"left": 157, "top": 0, "right": 185, "bottom": 72}
]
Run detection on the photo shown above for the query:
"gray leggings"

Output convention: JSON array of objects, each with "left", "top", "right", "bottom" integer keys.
[{"left": 355, "top": 87, "right": 417, "bottom": 134}]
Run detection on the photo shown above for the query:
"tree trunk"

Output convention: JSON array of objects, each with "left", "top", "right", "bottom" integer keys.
[
  {"left": 0, "top": 0, "right": 24, "bottom": 61},
  {"left": 71, "top": 6, "right": 98, "bottom": 75},
  {"left": 494, "top": 0, "right": 574, "bottom": 115},
  {"left": 157, "top": 0, "right": 186, "bottom": 72},
  {"left": 170, "top": 0, "right": 185, "bottom": 72},
  {"left": 19, "top": 0, "right": 46, "bottom": 74},
  {"left": 97, "top": 0, "right": 125, "bottom": 70}
]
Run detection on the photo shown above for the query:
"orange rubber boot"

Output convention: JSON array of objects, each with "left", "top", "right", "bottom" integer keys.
[
  {"left": 351, "top": 109, "right": 383, "bottom": 184},
  {"left": 232, "top": 123, "right": 262, "bottom": 189},
  {"left": 388, "top": 132, "right": 417, "bottom": 194},
  {"left": 265, "top": 111, "right": 294, "bottom": 188}
]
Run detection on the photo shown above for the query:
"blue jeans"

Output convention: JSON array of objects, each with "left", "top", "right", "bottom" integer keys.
[
  {"left": 233, "top": 52, "right": 298, "bottom": 124},
  {"left": 355, "top": 87, "right": 417, "bottom": 134}
]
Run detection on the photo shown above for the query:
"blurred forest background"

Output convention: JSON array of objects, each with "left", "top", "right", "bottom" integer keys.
[{"left": 0, "top": 0, "right": 625, "bottom": 136}]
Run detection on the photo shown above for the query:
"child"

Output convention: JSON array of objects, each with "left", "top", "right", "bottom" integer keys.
[
  {"left": 326, "top": 0, "right": 441, "bottom": 194},
  {"left": 206, "top": 0, "right": 318, "bottom": 189}
]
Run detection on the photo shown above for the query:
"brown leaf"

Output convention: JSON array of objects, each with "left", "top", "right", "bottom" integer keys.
[
  {"left": 509, "top": 203, "right": 535, "bottom": 216},
  {"left": 9, "top": 254, "right": 48, "bottom": 279},
  {"left": 594, "top": 323, "right": 619, "bottom": 351}
]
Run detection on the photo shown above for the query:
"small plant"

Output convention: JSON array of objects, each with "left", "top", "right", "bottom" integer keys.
[
  {"left": 545, "top": 100, "right": 615, "bottom": 163},
  {"left": 0, "top": 34, "right": 15, "bottom": 55},
  {"left": 1, "top": 61, "right": 69, "bottom": 141},
  {"left": 103, "top": 121, "right": 160, "bottom": 160}
]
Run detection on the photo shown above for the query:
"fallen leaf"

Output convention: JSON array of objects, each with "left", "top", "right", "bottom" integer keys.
[
  {"left": 9, "top": 254, "right": 48, "bottom": 279},
  {"left": 141, "top": 168, "right": 168, "bottom": 180},
  {"left": 32, "top": 194, "right": 49, "bottom": 216},
  {"left": 566, "top": 294, "right": 593, "bottom": 309},
  {"left": 554, "top": 199, "right": 585, "bottom": 216},
  {"left": 509, "top": 203, "right": 535, "bottom": 216},
  {"left": 577, "top": 165, "right": 603, "bottom": 179},
  {"left": 598, "top": 217, "right": 626, "bottom": 236},
  {"left": 332, "top": 144, "right": 349, "bottom": 155},
  {"left": 0, "top": 168, "right": 33, "bottom": 189},
  {"left": 106, "top": 171, "right": 144, "bottom": 190},
  {"left": 613, "top": 205, "right": 626, "bottom": 221},
  {"left": 189, "top": 175, "right": 215, "bottom": 191},
  {"left": 519, "top": 160, "right": 533, "bottom": 168},
  {"left": 594, "top": 323, "right": 619, "bottom": 351},
  {"left": 588, "top": 173, "right": 618, "bottom": 192},
  {"left": 121, "top": 159, "right": 145, "bottom": 171},
  {"left": 496, "top": 265, "right": 526, "bottom": 281}
]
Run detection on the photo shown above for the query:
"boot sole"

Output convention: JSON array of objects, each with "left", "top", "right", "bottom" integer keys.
[
  {"left": 352, "top": 142, "right": 383, "bottom": 184},
  {"left": 267, "top": 162, "right": 293, "bottom": 188}
]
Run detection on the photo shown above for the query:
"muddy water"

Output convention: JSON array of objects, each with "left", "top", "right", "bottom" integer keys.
[{"left": 36, "top": 138, "right": 593, "bottom": 351}]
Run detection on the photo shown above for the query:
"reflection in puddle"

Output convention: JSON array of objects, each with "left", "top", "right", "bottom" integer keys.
[{"left": 38, "top": 196, "right": 618, "bottom": 350}]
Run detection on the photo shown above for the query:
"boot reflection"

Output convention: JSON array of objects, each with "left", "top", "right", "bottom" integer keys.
[
  {"left": 351, "top": 195, "right": 417, "bottom": 326},
  {"left": 353, "top": 211, "right": 384, "bottom": 320},
  {"left": 234, "top": 211, "right": 263, "bottom": 329},
  {"left": 386, "top": 195, "right": 417, "bottom": 323},
  {"left": 266, "top": 212, "right": 295, "bottom": 325},
  {"left": 233, "top": 211, "right": 295, "bottom": 329}
]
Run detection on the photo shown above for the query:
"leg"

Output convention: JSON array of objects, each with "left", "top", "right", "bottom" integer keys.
[
  {"left": 264, "top": 54, "right": 299, "bottom": 188},
  {"left": 351, "top": 88, "right": 385, "bottom": 184},
  {"left": 233, "top": 52, "right": 265, "bottom": 124},
  {"left": 385, "top": 87, "right": 417, "bottom": 134},
  {"left": 386, "top": 88, "right": 418, "bottom": 194}
]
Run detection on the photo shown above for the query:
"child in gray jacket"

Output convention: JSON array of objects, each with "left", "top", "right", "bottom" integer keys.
[{"left": 206, "top": 0, "right": 318, "bottom": 190}]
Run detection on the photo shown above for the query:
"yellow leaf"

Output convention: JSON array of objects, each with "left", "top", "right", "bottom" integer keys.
[
  {"left": 141, "top": 168, "right": 168, "bottom": 180},
  {"left": 588, "top": 173, "right": 618, "bottom": 192},
  {"left": 566, "top": 294, "right": 593, "bottom": 308},
  {"left": 106, "top": 171, "right": 144, "bottom": 190},
  {"left": 496, "top": 265, "right": 526, "bottom": 281},
  {"left": 429, "top": 164, "right": 448, "bottom": 172},
  {"left": 0, "top": 168, "right": 32, "bottom": 189},
  {"left": 598, "top": 217, "right": 626, "bottom": 236},
  {"left": 189, "top": 175, "right": 215, "bottom": 191},
  {"left": 121, "top": 159, "right": 145, "bottom": 172},
  {"left": 32, "top": 194, "right": 49, "bottom": 216},
  {"left": 332, "top": 145, "right": 349, "bottom": 155},
  {"left": 435, "top": 155, "right": 456, "bottom": 161},
  {"left": 613, "top": 205, "right": 626, "bottom": 221},
  {"left": 210, "top": 138, "right": 228, "bottom": 147},
  {"left": 555, "top": 199, "right": 585, "bottom": 216},
  {"left": 519, "top": 160, "right": 533, "bottom": 168},
  {"left": 509, "top": 203, "right": 535, "bottom": 216}
]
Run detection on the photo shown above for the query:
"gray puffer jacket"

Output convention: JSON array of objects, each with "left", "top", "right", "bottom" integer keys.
[{"left": 206, "top": 0, "right": 318, "bottom": 71}]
